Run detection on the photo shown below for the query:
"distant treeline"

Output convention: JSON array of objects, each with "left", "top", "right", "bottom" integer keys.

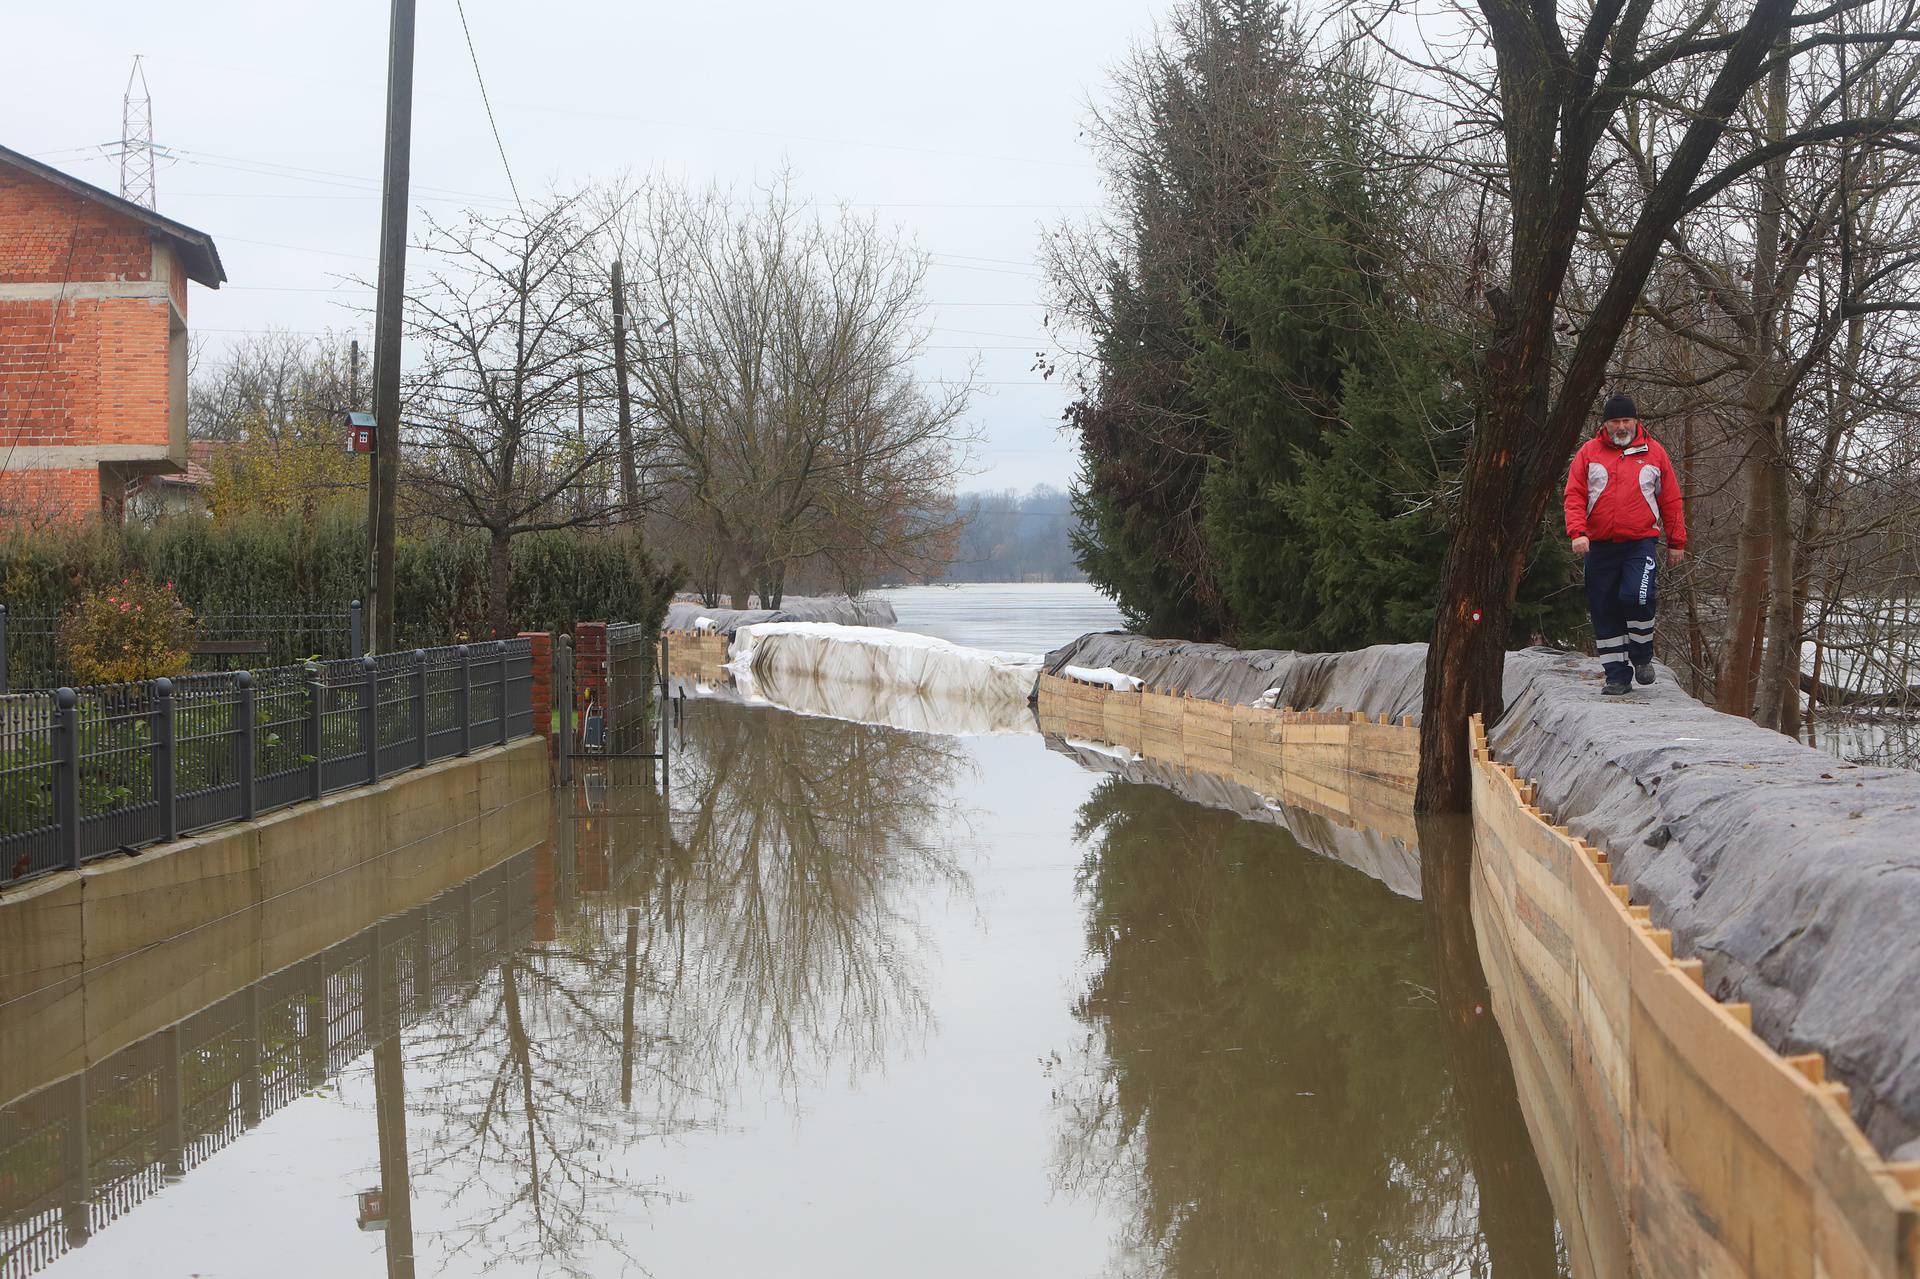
[{"left": 941, "top": 486, "right": 1085, "bottom": 583}]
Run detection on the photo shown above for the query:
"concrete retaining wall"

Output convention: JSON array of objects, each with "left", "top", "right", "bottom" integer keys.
[{"left": 0, "top": 736, "right": 550, "bottom": 1105}]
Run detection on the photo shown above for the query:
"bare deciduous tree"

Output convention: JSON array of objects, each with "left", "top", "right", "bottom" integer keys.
[
  {"left": 401, "top": 192, "right": 632, "bottom": 634},
  {"left": 1394, "top": 0, "right": 1920, "bottom": 813},
  {"left": 606, "top": 176, "right": 975, "bottom": 607}
]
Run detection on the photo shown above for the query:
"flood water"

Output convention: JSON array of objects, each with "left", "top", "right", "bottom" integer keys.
[
  {"left": 874, "top": 581, "right": 1125, "bottom": 653},
  {"left": 2, "top": 586, "right": 1567, "bottom": 1277}
]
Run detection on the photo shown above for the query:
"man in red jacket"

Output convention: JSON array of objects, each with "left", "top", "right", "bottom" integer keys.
[{"left": 1565, "top": 392, "right": 1689, "bottom": 695}]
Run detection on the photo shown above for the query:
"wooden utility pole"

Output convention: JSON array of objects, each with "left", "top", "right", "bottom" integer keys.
[
  {"left": 369, "top": 0, "right": 417, "bottom": 653},
  {"left": 610, "top": 259, "right": 640, "bottom": 511},
  {"left": 576, "top": 368, "right": 589, "bottom": 518}
]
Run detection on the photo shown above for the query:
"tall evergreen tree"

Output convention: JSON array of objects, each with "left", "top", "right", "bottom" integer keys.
[
  {"left": 1055, "top": 7, "right": 1580, "bottom": 650},
  {"left": 1193, "top": 168, "right": 1581, "bottom": 649},
  {"left": 1049, "top": 0, "right": 1313, "bottom": 639}
]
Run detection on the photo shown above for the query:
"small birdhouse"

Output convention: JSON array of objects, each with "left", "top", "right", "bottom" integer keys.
[
  {"left": 356, "top": 1187, "right": 388, "bottom": 1231},
  {"left": 346, "top": 411, "right": 377, "bottom": 455}
]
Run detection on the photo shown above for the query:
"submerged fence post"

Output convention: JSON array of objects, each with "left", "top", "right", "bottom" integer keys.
[
  {"left": 350, "top": 599, "right": 365, "bottom": 660},
  {"left": 237, "top": 671, "right": 257, "bottom": 822},
  {"left": 361, "top": 656, "right": 379, "bottom": 784},
  {"left": 497, "top": 641, "right": 510, "bottom": 747},
  {"left": 54, "top": 687, "right": 80, "bottom": 869},
  {"left": 153, "top": 677, "right": 178, "bottom": 841},
  {"left": 556, "top": 634, "right": 573, "bottom": 784},
  {"left": 413, "top": 650, "right": 428, "bottom": 769},
  {"left": 456, "top": 646, "right": 472, "bottom": 758},
  {"left": 306, "top": 669, "right": 325, "bottom": 801}
]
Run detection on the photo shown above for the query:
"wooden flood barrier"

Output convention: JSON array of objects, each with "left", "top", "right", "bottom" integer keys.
[
  {"left": 1036, "top": 671, "right": 1419, "bottom": 846},
  {"left": 1034, "top": 669, "right": 1920, "bottom": 1278},
  {"left": 1471, "top": 714, "right": 1920, "bottom": 1279},
  {"left": 660, "top": 627, "right": 730, "bottom": 679}
]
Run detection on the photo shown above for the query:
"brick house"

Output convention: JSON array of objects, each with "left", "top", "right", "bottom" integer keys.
[{"left": 0, "top": 143, "right": 225, "bottom": 523}]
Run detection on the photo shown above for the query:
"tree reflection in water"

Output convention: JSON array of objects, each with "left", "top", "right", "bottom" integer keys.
[
  {"left": 398, "top": 703, "right": 973, "bottom": 1275},
  {"left": 1052, "top": 777, "right": 1564, "bottom": 1278}
]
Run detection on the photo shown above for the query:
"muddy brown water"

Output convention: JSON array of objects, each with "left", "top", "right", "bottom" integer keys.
[{"left": 1, "top": 688, "right": 1568, "bottom": 1276}]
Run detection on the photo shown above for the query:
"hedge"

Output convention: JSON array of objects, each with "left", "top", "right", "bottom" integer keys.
[{"left": 0, "top": 511, "right": 681, "bottom": 687}]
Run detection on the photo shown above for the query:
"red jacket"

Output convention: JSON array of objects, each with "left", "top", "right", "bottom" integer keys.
[{"left": 1564, "top": 421, "right": 1687, "bottom": 548}]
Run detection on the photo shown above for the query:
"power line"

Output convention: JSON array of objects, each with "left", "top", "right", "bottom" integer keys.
[{"left": 453, "top": 0, "right": 524, "bottom": 217}]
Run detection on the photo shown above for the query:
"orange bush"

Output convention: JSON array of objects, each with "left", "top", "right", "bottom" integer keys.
[{"left": 59, "top": 575, "right": 194, "bottom": 685}]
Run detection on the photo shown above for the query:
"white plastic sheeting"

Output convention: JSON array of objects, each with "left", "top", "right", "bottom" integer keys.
[
  {"left": 1060, "top": 664, "right": 1145, "bottom": 691},
  {"left": 728, "top": 622, "right": 1042, "bottom": 737},
  {"left": 664, "top": 595, "right": 897, "bottom": 635}
]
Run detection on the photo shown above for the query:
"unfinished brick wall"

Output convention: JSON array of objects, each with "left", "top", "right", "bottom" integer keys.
[
  {"left": 0, "top": 166, "right": 185, "bottom": 520},
  {"left": 0, "top": 466, "right": 100, "bottom": 517},
  {"left": 0, "top": 170, "right": 154, "bottom": 283},
  {"left": 0, "top": 295, "right": 172, "bottom": 449}
]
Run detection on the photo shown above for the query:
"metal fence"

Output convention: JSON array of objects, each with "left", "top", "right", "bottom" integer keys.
[
  {"left": 0, "top": 603, "right": 364, "bottom": 694},
  {"left": 0, "top": 638, "right": 535, "bottom": 888},
  {"left": 604, "top": 622, "right": 664, "bottom": 757}
]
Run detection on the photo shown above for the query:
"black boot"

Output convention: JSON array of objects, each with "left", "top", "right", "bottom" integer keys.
[
  {"left": 1602, "top": 679, "right": 1632, "bottom": 697},
  {"left": 1634, "top": 662, "right": 1656, "bottom": 686}
]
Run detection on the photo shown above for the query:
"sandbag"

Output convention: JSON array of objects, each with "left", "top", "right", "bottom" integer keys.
[
  {"left": 665, "top": 595, "right": 896, "bottom": 634},
  {"left": 730, "top": 622, "right": 1040, "bottom": 738},
  {"left": 1043, "top": 633, "right": 1428, "bottom": 720},
  {"left": 1493, "top": 647, "right": 1920, "bottom": 1158}
]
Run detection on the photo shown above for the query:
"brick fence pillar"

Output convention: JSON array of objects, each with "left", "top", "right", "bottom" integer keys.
[
  {"left": 519, "top": 631, "right": 553, "bottom": 755},
  {"left": 574, "top": 622, "right": 608, "bottom": 716}
]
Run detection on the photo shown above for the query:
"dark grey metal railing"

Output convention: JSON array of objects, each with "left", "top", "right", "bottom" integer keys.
[
  {"left": 0, "top": 603, "right": 364, "bottom": 694},
  {"left": 0, "top": 638, "right": 535, "bottom": 888}
]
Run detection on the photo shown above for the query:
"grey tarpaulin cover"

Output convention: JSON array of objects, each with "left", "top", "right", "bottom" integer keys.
[
  {"left": 1043, "top": 631, "right": 1920, "bottom": 1158},
  {"left": 1043, "top": 633, "right": 1429, "bottom": 719},
  {"left": 1494, "top": 647, "right": 1920, "bottom": 1159}
]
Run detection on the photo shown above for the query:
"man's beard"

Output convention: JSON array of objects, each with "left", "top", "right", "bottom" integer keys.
[{"left": 1608, "top": 426, "right": 1636, "bottom": 446}]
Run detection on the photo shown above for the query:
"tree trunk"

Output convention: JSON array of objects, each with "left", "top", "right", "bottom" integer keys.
[
  {"left": 1416, "top": 390, "right": 1544, "bottom": 816},
  {"left": 609, "top": 259, "right": 641, "bottom": 512},
  {"left": 1725, "top": 43, "right": 1790, "bottom": 721},
  {"left": 486, "top": 529, "right": 513, "bottom": 639},
  {"left": 1777, "top": 505, "right": 1814, "bottom": 739},
  {"left": 1718, "top": 459, "right": 1773, "bottom": 715},
  {"left": 1754, "top": 438, "right": 1798, "bottom": 730}
]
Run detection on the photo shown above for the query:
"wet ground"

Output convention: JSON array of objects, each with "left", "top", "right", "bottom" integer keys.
[{"left": 3, "top": 694, "right": 1568, "bottom": 1277}]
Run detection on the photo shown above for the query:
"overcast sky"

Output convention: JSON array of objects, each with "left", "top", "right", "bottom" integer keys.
[{"left": 8, "top": 0, "right": 1162, "bottom": 493}]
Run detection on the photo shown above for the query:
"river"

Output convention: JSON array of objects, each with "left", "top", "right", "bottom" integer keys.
[
  {"left": 873, "top": 581, "right": 1125, "bottom": 653},
  {"left": 2, "top": 586, "right": 1566, "bottom": 1277}
]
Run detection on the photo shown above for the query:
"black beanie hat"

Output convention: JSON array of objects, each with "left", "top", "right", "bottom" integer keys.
[{"left": 1601, "top": 391, "right": 1638, "bottom": 421}]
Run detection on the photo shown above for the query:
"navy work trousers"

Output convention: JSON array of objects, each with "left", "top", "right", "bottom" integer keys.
[{"left": 1584, "top": 538, "right": 1659, "bottom": 683}]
